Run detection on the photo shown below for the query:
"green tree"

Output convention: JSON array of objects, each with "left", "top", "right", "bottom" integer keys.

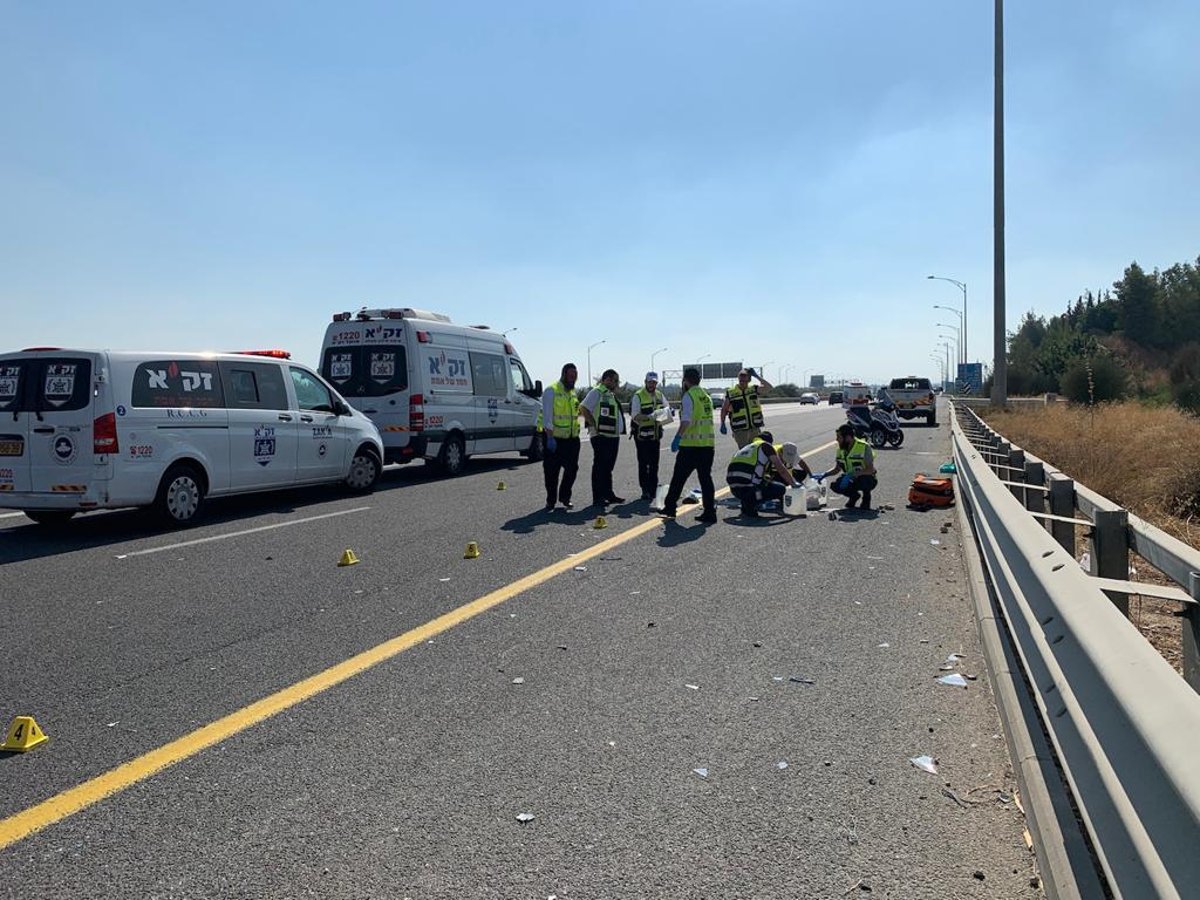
[
  {"left": 1060, "top": 354, "right": 1128, "bottom": 404},
  {"left": 1113, "top": 262, "right": 1161, "bottom": 346}
]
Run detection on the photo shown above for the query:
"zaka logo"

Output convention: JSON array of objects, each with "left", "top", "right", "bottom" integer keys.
[
  {"left": 365, "top": 327, "right": 379, "bottom": 339},
  {"left": 147, "top": 369, "right": 169, "bottom": 390},
  {"left": 428, "top": 352, "right": 465, "bottom": 379},
  {"left": 181, "top": 371, "right": 213, "bottom": 392}
]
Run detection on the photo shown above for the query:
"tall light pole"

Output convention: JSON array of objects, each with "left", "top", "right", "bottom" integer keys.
[
  {"left": 502, "top": 326, "right": 518, "bottom": 337},
  {"left": 928, "top": 278, "right": 967, "bottom": 365},
  {"left": 587, "top": 340, "right": 606, "bottom": 385},
  {"left": 932, "top": 305, "right": 964, "bottom": 365},
  {"left": 929, "top": 353, "right": 946, "bottom": 390},
  {"left": 937, "top": 322, "right": 961, "bottom": 366},
  {"left": 802, "top": 368, "right": 814, "bottom": 387},
  {"left": 938, "top": 341, "right": 952, "bottom": 389},
  {"left": 992, "top": 0, "right": 1007, "bottom": 405},
  {"left": 650, "top": 347, "right": 668, "bottom": 372}
]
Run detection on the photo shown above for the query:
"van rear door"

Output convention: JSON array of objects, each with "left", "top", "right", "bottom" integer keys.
[
  {"left": 26, "top": 354, "right": 104, "bottom": 496},
  {"left": 0, "top": 358, "right": 32, "bottom": 495}
]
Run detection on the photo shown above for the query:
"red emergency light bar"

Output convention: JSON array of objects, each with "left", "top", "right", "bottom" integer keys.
[{"left": 234, "top": 349, "right": 292, "bottom": 359}]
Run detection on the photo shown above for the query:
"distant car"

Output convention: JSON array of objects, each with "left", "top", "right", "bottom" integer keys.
[
  {"left": 708, "top": 391, "right": 725, "bottom": 406},
  {"left": 827, "top": 390, "right": 844, "bottom": 406},
  {"left": 887, "top": 376, "right": 937, "bottom": 425},
  {"left": 799, "top": 392, "right": 819, "bottom": 405}
]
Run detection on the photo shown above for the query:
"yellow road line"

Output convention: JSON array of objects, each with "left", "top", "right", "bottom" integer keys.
[{"left": 0, "top": 439, "right": 835, "bottom": 851}]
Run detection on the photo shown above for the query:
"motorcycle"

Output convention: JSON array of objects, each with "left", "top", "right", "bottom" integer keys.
[{"left": 845, "top": 390, "right": 904, "bottom": 449}]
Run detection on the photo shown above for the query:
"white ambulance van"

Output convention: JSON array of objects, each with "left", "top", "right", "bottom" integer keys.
[
  {"left": 0, "top": 348, "right": 384, "bottom": 527},
  {"left": 318, "top": 308, "right": 543, "bottom": 474}
]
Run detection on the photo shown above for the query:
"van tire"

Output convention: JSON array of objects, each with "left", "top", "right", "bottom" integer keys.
[
  {"left": 436, "top": 433, "right": 466, "bottom": 476},
  {"left": 524, "top": 433, "right": 545, "bottom": 462},
  {"left": 155, "top": 463, "right": 206, "bottom": 527},
  {"left": 345, "top": 447, "right": 381, "bottom": 493},
  {"left": 24, "top": 510, "right": 76, "bottom": 527}
]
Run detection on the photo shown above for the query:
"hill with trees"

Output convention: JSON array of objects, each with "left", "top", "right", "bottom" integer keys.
[{"left": 999, "top": 254, "right": 1200, "bottom": 411}]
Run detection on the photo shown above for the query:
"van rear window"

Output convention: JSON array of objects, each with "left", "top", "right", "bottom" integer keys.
[
  {"left": 39, "top": 358, "right": 93, "bottom": 412},
  {"left": 132, "top": 360, "right": 225, "bottom": 408},
  {"left": 0, "top": 362, "right": 26, "bottom": 413},
  {"left": 322, "top": 346, "right": 407, "bottom": 397},
  {"left": 889, "top": 378, "right": 932, "bottom": 391}
]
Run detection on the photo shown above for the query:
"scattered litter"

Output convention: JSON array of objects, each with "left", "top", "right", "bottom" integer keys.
[
  {"left": 776, "top": 761, "right": 789, "bottom": 770},
  {"left": 692, "top": 767, "right": 709, "bottom": 778},
  {"left": 946, "top": 653, "right": 965, "bottom": 663},
  {"left": 353, "top": 589, "right": 364, "bottom": 595},
  {"left": 685, "top": 684, "right": 700, "bottom": 690},
  {"left": 439, "top": 578, "right": 451, "bottom": 582},
  {"left": 909, "top": 755, "right": 939, "bottom": 774},
  {"left": 866, "top": 556, "right": 884, "bottom": 561},
  {"left": 919, "top": 639, "right": 929, "bottom": 644},
  {"left": 965, "top": 673, "right": 978, "bottom": 681},
  {"left": 574, "top": 566, "right": 587, "bottom": 572},
  {"left": 515, "top": 813, "right": 535, "bottom": 823},
  {"left": 772, "top": 676, "right": 784, "bottom": 682},
  {"left": 630, "top": 591, "right": 641, "bottom": 595},
  {"left": 938, "top": 665, "right": 955, "bottom": 672},
  {"left": 512, "top": 677, "right": 525, "bottom": 685},
  {"left": 930, "top": 539, "right": 941, "bottom": 546},
  {"left": 106, "top": 721, "right": 118, "bottom": 728},
  {"left": 853, "top": 600, "right": 862, "bottom": 605},
  {"left": 608, "top": 741, "right": 616, "bottom": 747},
  {"left": 115, "top": 554, "right": 127, "bottom": 560},
  {"left": 753, "top": 641, "right": 762, "bottom": 648},
  {"left": 1078, "top": 551, "right": 1091, "bottom": 571},
  {"left": 939, "top": 526, "right": 949, "bottom": 534},
  {"left": 788, "top": 676, "right": 815, "bottom": 685},
  {"left": 748, "top": 696, "right": 760, "bottom": 702},
  {"left": 938, "top": 673, "right": 969, "bottom": 687},
  {"left": 647, "top": 622, "right": 656, "bottom": 628},
  {"left": 877, "top": 643, "right": 890, "bottom": 649}
]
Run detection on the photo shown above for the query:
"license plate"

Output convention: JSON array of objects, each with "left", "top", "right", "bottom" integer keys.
[{"left": 0, "top": 438, "right": 24, "bottom": 456}]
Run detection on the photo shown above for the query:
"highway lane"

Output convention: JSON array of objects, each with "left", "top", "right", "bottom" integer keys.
[{"left": 0, "top": 401, "right": 1040, "bottom": 897}]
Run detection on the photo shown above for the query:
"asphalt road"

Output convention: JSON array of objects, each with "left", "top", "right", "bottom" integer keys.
[{"left": 0, "top": 401, "right": 1041, "bottom": 898}]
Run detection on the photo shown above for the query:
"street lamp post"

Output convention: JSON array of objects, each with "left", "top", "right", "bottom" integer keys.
[
  {"left": 993, "top": 0, "right": 1007, "bottom": 405},
  {"left": 936, "top": 323, "right": 961, "bottom": 367},
  {"left": 650, "top": 347, "right": 668, "bottom": 372},
  {"left": 929, "top": 353, "right": 946, "bottom": 390},
  {"left": 502, "top": 326, "right": 518, "bottom": 337},
  {"left": 696, "top": 353, "right": 711, "bottom": 382},
  {"left": 932, "top": 305, "right": 965, "bottom": 366},
  {"left": 928, "top": 278, "right": 967, "bottom": 365},
  {"left": 587, "top": 340, "right": 606, "bottom": 386}
]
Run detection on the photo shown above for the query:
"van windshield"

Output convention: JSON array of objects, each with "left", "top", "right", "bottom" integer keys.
[{"left": 322, "top": 346, "right": 408, "bottom": 398}]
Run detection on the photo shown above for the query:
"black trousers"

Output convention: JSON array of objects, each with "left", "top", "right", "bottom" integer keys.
[
  {"left": 634, "top": 437, "right": 661, "bottom": 497},
  {"left": 590, "top": 436, "right": 620, "bottom": 504},
  {"left": 543, "top": 436, "right": 581, "bottom": 505},
  {"left": 730, "top": 481, "right": 786, "bottom": 513},
  {"left": 830, "top": 474, "right": 878, "bottom": 506},
  {"left": 664, "top": 446, "right": 716, "bottom": 513}
]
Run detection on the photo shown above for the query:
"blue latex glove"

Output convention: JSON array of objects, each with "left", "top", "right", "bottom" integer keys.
[
  {"left": 670, "top": 434, "right": 681, "bottom": 453},
  {"left": 546, "top": 436, "right": 557, "bottom": 453},
  {"left": 812, "top": 472, "right": 825, "bottom": 483},
  {"left": 719, "top": 422, "right": 728, "bottom": 435},
  {"left": 834, "top": 474, "right": 854, "bottom": 492}
]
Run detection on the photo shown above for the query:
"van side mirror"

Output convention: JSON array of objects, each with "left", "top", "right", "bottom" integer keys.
[
  {"left": 334, "top": 399, "right": 351, "bottom": 416},
  {"left": 534, "top": 380, "right": 542, "bottom": 395}
]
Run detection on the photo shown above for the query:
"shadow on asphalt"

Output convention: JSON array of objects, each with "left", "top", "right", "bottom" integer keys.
[
  {"left": 0, "top": 454, "right": 535, "bottom": 566},
  {"left": 655, "top": 519, "right": 711, "bottom": 547}
]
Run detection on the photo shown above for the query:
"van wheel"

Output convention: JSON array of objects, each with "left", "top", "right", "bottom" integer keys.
[
  {"left": 155, "top": 464, "right": 206, "bottom": 527},
  {"left": 24, "top": 510, "right": 76, "bottom": 527},
  {"left": 345, "top": 448, "right": 381, "bottom": 493},
  {"left": 437, "top": 433, "right": 466, "bottom": 476},
  {"left": 524, "top": 433, "right": 545, "bottom": 462}
]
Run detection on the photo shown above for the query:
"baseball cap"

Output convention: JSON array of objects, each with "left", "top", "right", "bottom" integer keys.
[
  {"left": 780, "top": 442, "right": 799, "bottom": 466},
  {"left": 645, "top": 371, "right": 659, "bottom": 381}
]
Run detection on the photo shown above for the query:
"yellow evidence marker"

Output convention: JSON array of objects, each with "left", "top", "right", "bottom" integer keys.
[
  {"left": 464, "top": 541, "right": 481, "bottom": 559},
  {"left": 593, "top": 516, "right": 608, "bottom": 529},
  {"left": 337, "top": 549, "right": 360, "bottom": 567},
  {"left": 3, "top": 715, "right": 49, "bottom": 753},
  {"left": 497, "top": 481, "right": 507, "bottom": 491}
]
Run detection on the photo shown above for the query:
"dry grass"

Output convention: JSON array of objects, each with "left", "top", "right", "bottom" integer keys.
[
  {"left": 981, "top": 402, "right": 1200, "bottom": 674},
  {"left": 982, "top": 402, "right": 1200, "bottom": 545}
]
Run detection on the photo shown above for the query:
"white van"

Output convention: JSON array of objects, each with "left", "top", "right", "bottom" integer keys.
[
  {"left": 318, "top": 308, "right": 543, "bottom": 474},
  {"left": 0, "top": 348, "right": 384, "bottom": 526}
]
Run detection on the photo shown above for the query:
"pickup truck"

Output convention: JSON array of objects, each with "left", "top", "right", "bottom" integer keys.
[{"left": 887, "top": 377, "right": 937, "bottom": 425}]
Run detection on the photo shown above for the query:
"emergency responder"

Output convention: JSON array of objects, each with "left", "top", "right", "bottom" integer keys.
[
  {"left": 720, "top": 367, "right": 773, "bottom": 448},
  {"left": 725, "top": 433, "right": 812, "bottom": 518},
  {"left": 541, "top": 363, "right": 582, "bottom": 511},
  {"left": 816, "top": 423, "right": 879, "bottom": 510},
  {"left": 630, "top": 371, "right": 671, "bottom": 501},
  {"left": 660, "top": 367, "right": 717, "bottom": 524},
  {"left": 580, "top": 369, "right": 627, "bottom": 508}
]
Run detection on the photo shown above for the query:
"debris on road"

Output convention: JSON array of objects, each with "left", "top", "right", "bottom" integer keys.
[
  {"left": 937, "top": 673, "right": 969, "bottom": 688},
  {"left": 685, "top": 684, "right": 700, "bottom": 690},
  {"left": 930, "top": 539, "right": 941, "bottom": 546},
  {"left": 776, "top": 761, "right": 788, "bottom": 770},
  {"left": 516, "top": 813, "right": 535, "bottom": 823},
  {"left": 788, "top": 676, "right": 815, "bottom": 685},
  {"left": 909, "top": 755, "right": 939, "bottom": 774},
  {"left": 512, "top": 677, "right": 525, "bottom": 685},
  {"left": 574, "top": 566, "right": 587, "bottom": 572},
  {"left": 692, "top": 767, "right": 709, "bottom": 778},
  {"left": 877, "top": 643, "right": 890, "bottom": 649}
]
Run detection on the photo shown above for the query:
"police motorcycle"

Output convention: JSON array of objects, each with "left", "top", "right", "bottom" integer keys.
[{"left": 844, "top": 390, "right": 903, "bottom": 450}]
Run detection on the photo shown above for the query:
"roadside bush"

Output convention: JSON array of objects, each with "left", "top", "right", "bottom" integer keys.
[{"left": 1060, "top": 354, "right": 1128, "bottom": 404}]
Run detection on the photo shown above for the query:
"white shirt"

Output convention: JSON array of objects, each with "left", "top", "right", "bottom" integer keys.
[
  {"left": 631, "top": 389, "right": 671, "bottom": 421},
  {"left": 581, "top": 387, "right": 625, "bottom": 437}
]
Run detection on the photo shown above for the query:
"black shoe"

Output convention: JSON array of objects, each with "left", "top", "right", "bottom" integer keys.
[
  {"left": 545, "top": 501, "right": 556, "bottom": 512},
  {"left": 698, "top": 511, "right": 718, "bottom": 524},
  {"left": 560, "top": 501, "right": 574, "bottom": 510},
  {"left": 844, "top": 497, "right": 859, "bottom": 509},
  {"left": 590, "top": 500, "right": 607, "bottom": 510},
  {"left": 740, "top": 505, "right": 760, "bottom": 518},
  {"left": 861, "top": 492, "right": 872, "bottom": 510},
  {"left": 660, "top": 506, "right": 677, "bottom": 519},
  {"left": 607, "top": 495, "right": 626, "bottom": 504},
  {"left": 640, "top": 492, "right": 654, "bottom": 501}
]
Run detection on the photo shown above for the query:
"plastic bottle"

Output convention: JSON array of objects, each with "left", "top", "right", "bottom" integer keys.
[{"left": 652, "top": 483, "right": 668, "bottom": 510}]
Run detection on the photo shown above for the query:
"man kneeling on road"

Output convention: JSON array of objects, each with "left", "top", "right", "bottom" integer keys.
[
  {"left": 816, "top": 423, "right": 878, "bottom": 510},
  {"left": 725, "top": 431, "right": 810, "bottom": 518}
]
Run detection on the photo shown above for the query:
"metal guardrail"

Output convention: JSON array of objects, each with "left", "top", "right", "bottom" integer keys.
[{"left": 952, "top": 402, "right": 1200, "bottom": 899}]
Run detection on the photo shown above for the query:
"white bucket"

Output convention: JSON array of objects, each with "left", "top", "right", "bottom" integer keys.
[
  {"left": 651, "top": 483, "right": 668, "bottom": 510},
  {"left": 783, "top": 485, "right": 803, "bottom": 514}
]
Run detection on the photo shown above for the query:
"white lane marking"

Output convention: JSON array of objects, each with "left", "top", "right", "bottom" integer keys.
[{"left": 116, "top": 507, "right": 372, "bottom": 559}]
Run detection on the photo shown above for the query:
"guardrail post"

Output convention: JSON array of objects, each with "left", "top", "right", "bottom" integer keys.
[
  {"left": 994, "top": 440, "right": 1010, "bottom": 478},
  {"left": 1048, "top": 473, "right": 1076, "bottom": 556},
  {"left": 1091, "top": 509, "right": 1131, "bottom": 617},
  {"left": 1184, "top": 573, "right": 1200, "bottom": 695},
  {"left": 1008, "top": 448, "right": 1026, "bottom": 503},
  {"left": 1024, "top": 461, "right": 1045, "bottom": 515}
]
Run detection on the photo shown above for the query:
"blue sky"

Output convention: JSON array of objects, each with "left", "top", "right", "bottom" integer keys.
[{"left": 3, "top": 1, "right": 1197, "bottom": 387}]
